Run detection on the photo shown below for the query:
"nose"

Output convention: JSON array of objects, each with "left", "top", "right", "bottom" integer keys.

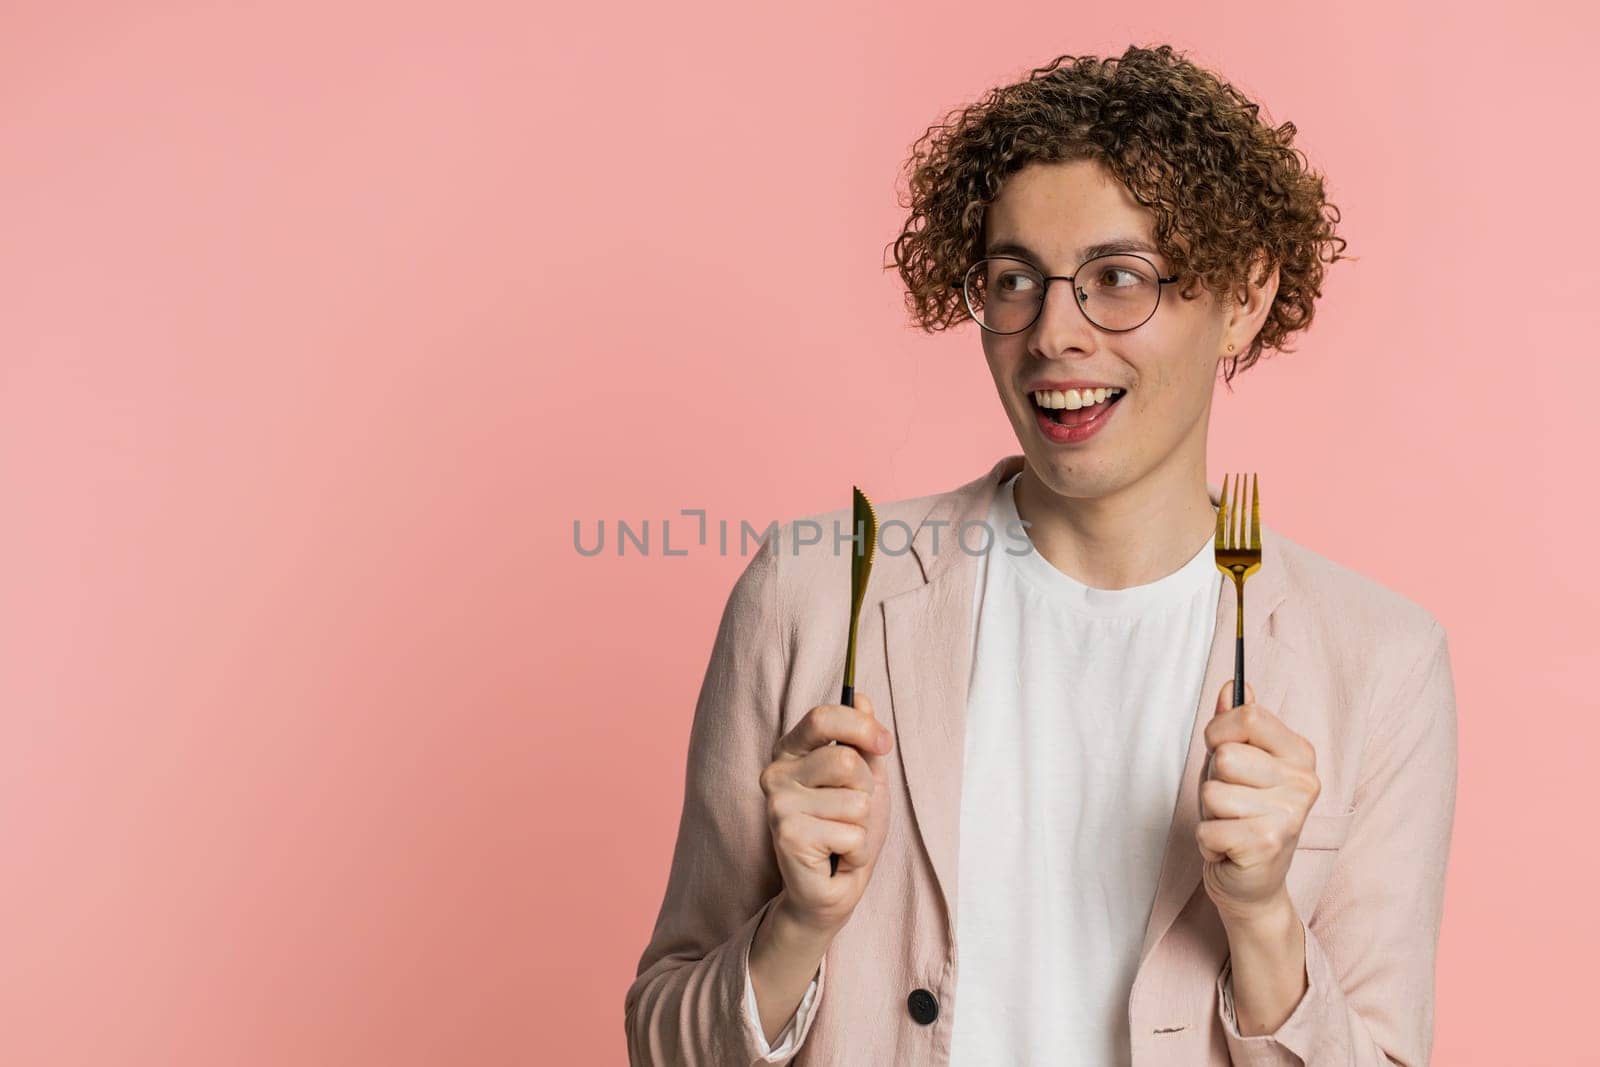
[{"left": 1026, "top": 280, "right": 1099, "bottom": 360}]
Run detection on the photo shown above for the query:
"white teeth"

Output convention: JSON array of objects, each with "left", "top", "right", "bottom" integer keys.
[{"left": 1032, "top": 388, "right": 1123, "bottom": 410}]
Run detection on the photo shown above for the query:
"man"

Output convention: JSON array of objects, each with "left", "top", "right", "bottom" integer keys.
[{"left": 626, "top": 44, "right": 1456, "bottom": 1066}]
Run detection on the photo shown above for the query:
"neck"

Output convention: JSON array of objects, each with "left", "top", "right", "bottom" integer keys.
[{"left": 1012, "top": 453, "right": 1216, "bottom": 591}]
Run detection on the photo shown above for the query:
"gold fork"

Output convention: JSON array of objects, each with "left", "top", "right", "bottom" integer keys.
[
  {"left": 1215, "top": 472, "right": 1262, "bottom": 706},
  {"left": 1203, "top": 473, "right": 1262, "bottom": 811}
]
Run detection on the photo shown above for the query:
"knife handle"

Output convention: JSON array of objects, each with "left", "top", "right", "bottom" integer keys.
[{"left": 827, "top": 685, "right": 856, "bottom": 877}]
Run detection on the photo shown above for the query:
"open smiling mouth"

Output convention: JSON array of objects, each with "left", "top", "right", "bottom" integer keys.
[{"left": 1029, "top": 387, "right": 1126, "bottom": 426}]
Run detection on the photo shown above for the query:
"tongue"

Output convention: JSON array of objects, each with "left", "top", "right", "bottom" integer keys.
[{"left": 1058, "top": 400, "right": 1108, "bottom": 426}]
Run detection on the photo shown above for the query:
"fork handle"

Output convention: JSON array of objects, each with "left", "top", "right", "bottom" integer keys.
[
  {"left": 827, "top": 685, "right": 856, "bottom": 878},
  {"left": 1234, "top": 636, "right": 1246, "bottom": 707},
  {"left": 1203, "top": 635, "right": 1250, "bottom": 821}
]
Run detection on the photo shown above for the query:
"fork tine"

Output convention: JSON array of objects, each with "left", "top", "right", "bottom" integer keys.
[
  {"left": 1216, "top": 473, "right": 1229, "bottom": 548},
  {"left": 1232, "top": 472, "right": 1244, "bottom": 549},
  {"left": 1250, "top": 473, "right": 1262, "bottom": 550}
]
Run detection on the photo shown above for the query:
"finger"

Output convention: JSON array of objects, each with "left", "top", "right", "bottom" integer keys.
[
  {"left": 796, "top": 813, "right": 869, "bottom": 871},
  {"left": 1205, "top": 694, "right": 1309, "bottom": 766},
  {"left": 836, "top": 694, "right": 892, "bottom": 757},
  {"left": 1204, "top": 740, "right": 1286, "bottom": 789},
  {"left": 773, "top": 704, "right": 851, "bottom": 759},
  {"left": 794, "top": 783, "right": 873, "bottom": 827},
  {"left": 1205, "top": 680, "right": 1255, "bottom": 750},
  {"left": 777, "top": 701, "right": 892, "bottom": 761},
  {"left": 1215, "top": 679, "right": 1256, "bottom": 713},
  {"left": 849, "top": 691, "right": 893, "bottom": 774},
  {"left": 792, "top": 739, "right": 876, "bottom": 793},
  {"left": 1198, "top": 777, "right": 1279, "bottom": 820},
  {"left": 1196, "top": 814, "right": 1276, "bottom": 867}
]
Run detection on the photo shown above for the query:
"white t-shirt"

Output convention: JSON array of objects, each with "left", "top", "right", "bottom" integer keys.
[{"left": 746, "top": 472, "right": 1220, "bottom": 1063}]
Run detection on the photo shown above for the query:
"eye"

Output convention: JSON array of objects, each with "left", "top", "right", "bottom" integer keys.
[
  {"left": 1098, "top": 267, "right": 1142, "bottom": 287},
  {"left": 997, "top": 270, "right": 1039, "bottom": 293}
]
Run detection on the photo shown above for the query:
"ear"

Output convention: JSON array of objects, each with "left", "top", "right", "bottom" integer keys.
[{"left": 1221, "top": 251, "right": 1280, "bottom": 356}]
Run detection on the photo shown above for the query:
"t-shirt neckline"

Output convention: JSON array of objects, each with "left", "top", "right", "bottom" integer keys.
[{"left": 994, "top": 471, "right": 1219, "bottom": 619}]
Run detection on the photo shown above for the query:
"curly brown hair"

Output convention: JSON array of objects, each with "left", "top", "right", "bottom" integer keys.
[{"left": 884, "top": 44, "right": 1349, "bottom": 385}]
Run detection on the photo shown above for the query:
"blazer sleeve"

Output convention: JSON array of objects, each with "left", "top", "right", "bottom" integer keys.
[
  {"left": 623, "top": 529, "right": 830, "bottom": 1065},
  {"left": 1216, "top": 619, "right": 1459, "bottom": 1066},
  {"left": 745, "top": 967, "right": 820, "bottom": 1058}
]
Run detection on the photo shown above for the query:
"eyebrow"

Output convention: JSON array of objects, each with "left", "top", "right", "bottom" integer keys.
[{"left": 985, "top": 236, "right": 1162, "bottom": 263}]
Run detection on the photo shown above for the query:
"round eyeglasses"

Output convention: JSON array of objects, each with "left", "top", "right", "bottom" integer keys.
[{"left": 955, "top": 254, "right": 1180, "bottom": 335}]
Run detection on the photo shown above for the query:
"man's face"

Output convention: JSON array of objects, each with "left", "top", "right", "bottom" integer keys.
[{"left": 979, "top": 158, "right": 1231, "bottom": 500}]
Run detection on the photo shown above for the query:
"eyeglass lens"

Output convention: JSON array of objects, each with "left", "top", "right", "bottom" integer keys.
[{"left": 964, "top": 255, "right": 1164, "bottom": 334}]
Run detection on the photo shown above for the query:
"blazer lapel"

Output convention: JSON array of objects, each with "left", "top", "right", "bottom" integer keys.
[
  {"left": 882, "top": 455, "right": 1020, "bottom": 940},
  {"left": 881, "top": 456, "right": 1293, "bottom": 967},
  {"left": 1135, "top": 481, "right": 1291, "bottom": 969}
]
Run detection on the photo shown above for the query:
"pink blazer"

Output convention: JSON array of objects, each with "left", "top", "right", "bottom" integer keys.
[{"left": 624, "top": 454, "right": 1458, "bottom": 1065}]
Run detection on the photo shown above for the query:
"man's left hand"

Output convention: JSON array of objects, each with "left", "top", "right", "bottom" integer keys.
[{"left": 1198, "top": 679, "right": 1322, "bottom": 925}]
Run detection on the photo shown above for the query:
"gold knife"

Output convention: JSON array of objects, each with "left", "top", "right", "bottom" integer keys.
[{"left": 830, "top": 485, "right": 878, "bottom": 878}]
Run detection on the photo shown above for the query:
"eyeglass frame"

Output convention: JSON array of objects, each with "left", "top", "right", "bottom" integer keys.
[{"left": 951, "top": 253, "right": 1181, "bottom": 335}]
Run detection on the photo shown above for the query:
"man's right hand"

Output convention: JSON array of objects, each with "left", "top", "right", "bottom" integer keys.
[{"left": 758, "top": 693, "right": 894, "bottom": 935}]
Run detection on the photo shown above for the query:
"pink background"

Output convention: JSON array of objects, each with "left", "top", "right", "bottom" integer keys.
[{"left": 2, "top": 2, "right": 1594, "bottom": 1063}]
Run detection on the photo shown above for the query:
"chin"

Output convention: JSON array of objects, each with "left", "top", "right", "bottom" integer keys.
[{"left": 1024, "top": 452, "right": 1121, "bottom": 496}]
